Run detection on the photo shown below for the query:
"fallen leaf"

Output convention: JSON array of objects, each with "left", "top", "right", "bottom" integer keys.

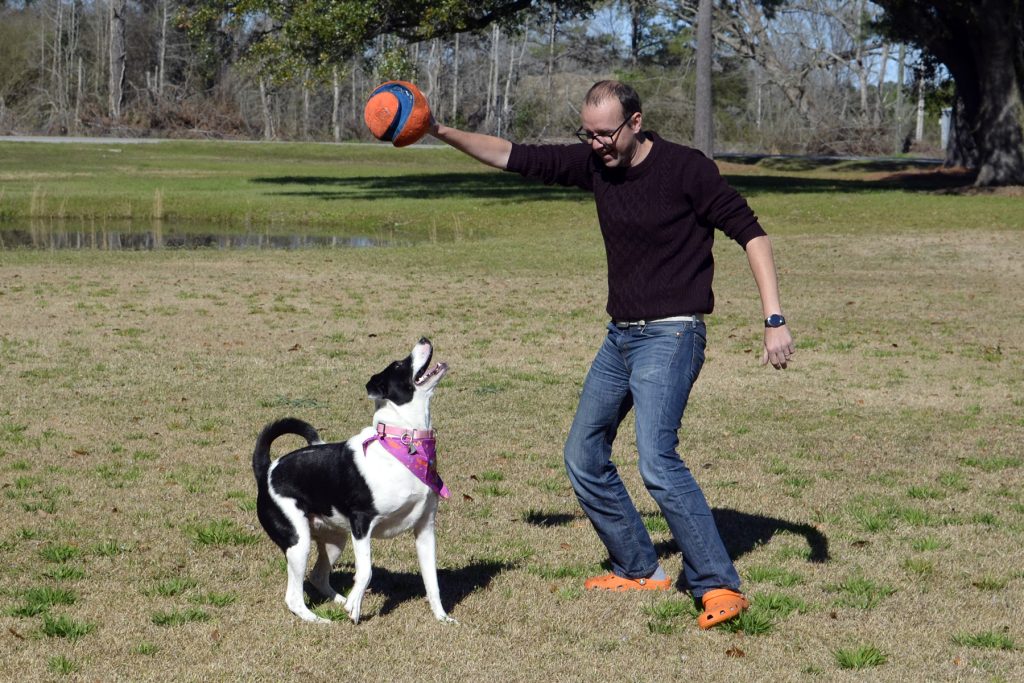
[
  {"left": 289, "top": 344, "right": 301, "bottom": 351},
  {"left": 462, "top": 494, "right": 474, "bottom": 502},
  {"left": 725, "top": 647, "right": 745, "bottom": 658},
  {"left": 9, "top": 627, "right": 25, "bottom": 640},
  {"left": 560, "top": 543, "right": 571, "bottom": 550},
  {"left": 72, "top": 449, "right": 89, "bottom": 456}
]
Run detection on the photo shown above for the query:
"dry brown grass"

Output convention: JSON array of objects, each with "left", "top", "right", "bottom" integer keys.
[{"left": 1, "top": 222, "right": 1022, "bottom": 681}]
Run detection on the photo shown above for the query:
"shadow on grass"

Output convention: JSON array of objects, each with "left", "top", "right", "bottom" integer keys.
[
  {"left": 524, "top": 507, "right": 829, "bottom": 567},
  {"left": 311, "top": 559, "right": 514, "bottom": 620},
  {"left": 251, "top": 173, "right": 584, "bottom": 202},
  {"left": 252, "top": 159, "right": 976, "bottom": 201},
  {"left": 712, "top": 508, "right": 829, "bottom": 564}
]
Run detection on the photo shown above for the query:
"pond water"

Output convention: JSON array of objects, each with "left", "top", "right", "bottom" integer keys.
[{"left": 0, "top": 224, "right": 421, "bottom": 251}]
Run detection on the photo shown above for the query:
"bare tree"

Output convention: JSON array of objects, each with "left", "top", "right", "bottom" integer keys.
[
  {"left": 108, "top": 0, "right": 127, "bottom": 120},
  {"left": 693, "top": 0, "right": 713, "bottom": 155}
]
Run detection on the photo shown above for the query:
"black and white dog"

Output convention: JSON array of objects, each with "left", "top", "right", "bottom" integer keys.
[{"left": 252, "top": 338, "right": 454, "bottom": 624}]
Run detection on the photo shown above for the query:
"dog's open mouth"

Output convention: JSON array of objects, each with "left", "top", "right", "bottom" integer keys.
[{"left": 415, "top": 362, "right": 448, "bottom": 386}]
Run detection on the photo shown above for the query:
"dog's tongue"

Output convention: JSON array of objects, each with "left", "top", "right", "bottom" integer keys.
[{"left": 417, "top": 362, "right": 447, "bottom": 384}]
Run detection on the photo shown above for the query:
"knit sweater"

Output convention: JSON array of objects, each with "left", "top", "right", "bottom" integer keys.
[{"left": 506, "top": 133, "right": 766, "bottom": 319}]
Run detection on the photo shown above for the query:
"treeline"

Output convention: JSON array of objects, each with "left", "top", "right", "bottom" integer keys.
[{"left": 0, "top": 1, "right": 944, "bottom": 155}]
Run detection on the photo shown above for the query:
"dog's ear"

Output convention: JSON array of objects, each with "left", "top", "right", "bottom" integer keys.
[{"left": 366, "top": 375, "right": 386, "bottom": 400}]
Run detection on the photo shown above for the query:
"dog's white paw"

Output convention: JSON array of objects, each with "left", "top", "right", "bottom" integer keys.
[
  {"left": 295, "top": 609, "right": 331, "bottom": 625},
  {"left": 344, "top": 596, "right": 362, "bottom": 624},
  {"left": 436, "top": 614, "right": 459, "bottom": 625}
]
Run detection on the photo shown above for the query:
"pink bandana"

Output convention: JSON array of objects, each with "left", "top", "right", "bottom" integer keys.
[{"left": 362, "top": 423, "right": 450, "bottom": 499}]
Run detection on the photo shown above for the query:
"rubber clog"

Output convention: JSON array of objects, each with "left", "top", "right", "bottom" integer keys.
[
  {"left": 584, "top": 573, "right": 672, "bottom": 591},
  {"left": 698, "top": 588, "right": 749, "bottom": 629}
]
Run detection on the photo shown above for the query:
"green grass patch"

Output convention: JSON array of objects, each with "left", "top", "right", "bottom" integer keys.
[
  {"left": 834, "top": 644, "right": 887, "bottom": 670},
  {"left": 744, "top": 565, "right": 803, "bottom": 587},
  {"left": 41, "top": 613, "right": 95, "bottom": 640},
  {"left": 145, "top": 576, "right": 199, "bottom": 598},
  {"left": 39, "top": 543, "right": 81, "bottom": 563},
  {"left": 185, "top": 519, "right": 260, "bottom": 547},
  {"left": 47, "top": 655, "right": 80, "bottom": 675},
  {"left": 7, "top": 586, "right": 77, "bottom": 617},
  {"left": 151, "top": 607, "right": 211, "bottom": 627},
  {"left": 828, "top": 575, "right": 896, "bottom": 609},
  {"left": 952, "top": 631, "right": 1017, "bottom": 650}
]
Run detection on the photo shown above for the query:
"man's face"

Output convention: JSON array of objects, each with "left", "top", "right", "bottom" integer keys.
[{"left": 579, "top": 99, "right": 641, "bottom": 169}]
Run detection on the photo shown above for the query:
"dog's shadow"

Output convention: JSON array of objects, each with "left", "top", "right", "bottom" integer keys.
[{"left": 307, "top": 559, "right": 512, "bottom": 620}]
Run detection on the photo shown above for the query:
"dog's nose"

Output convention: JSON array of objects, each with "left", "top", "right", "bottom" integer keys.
[{"left": 419, "top": 337, "right": 431, "bottom": 345}]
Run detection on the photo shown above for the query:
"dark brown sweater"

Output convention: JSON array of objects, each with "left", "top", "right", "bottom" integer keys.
[{"left": 506, "top": 132, "right": 766, "bottom": 319}]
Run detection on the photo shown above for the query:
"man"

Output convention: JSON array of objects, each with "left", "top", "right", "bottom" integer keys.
[{"left": 430, "top": 80, "right": 794, "bottom": 629}]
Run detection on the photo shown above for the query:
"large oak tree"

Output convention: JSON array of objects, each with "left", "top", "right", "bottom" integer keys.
[{"left": 875, "top": 0, "right": 1024, "bottom": 186}]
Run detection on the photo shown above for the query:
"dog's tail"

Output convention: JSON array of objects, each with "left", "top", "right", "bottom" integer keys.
[{"left": 252, "top": 417, "right": 322, "bottom": 484}]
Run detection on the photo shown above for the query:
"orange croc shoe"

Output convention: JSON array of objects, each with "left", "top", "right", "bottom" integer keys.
[
  {"left": 698, "top": 589, "right": 749, "bottom": 629},
  {"left": 584, "top": 573, "right": 672, "bottom": 591}
]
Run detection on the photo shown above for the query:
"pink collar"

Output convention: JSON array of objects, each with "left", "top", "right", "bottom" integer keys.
[{"left": 362, "top": 422, "right": 450, "bottom": 499}]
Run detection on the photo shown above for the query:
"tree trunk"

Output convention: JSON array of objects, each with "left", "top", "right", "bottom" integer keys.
[
  {"left": 693, "top": 0, "right": 714, "bottom": 157},
  {"left": 945, "top": 92, "right": 979, "bottom": 168},
  {"left": 108, "top": 0, "right": 127, "bottom": 120},
  {"left": 914, "top": 72, "right": 924, "bottom": 142},
  {"left": 259, "top": 77, "right": 274, "bottom": 140},
  {"left": 302, "top": 68, "right": 311, "bottom": 140},
  {"left": 157, "top": 0, "right": 168, "bottom": 101},
  {"left": 964, "top": 4, "right": 1024, "bottom": 185},
  {"left": 451, "top": 33, "right": 460, "bottom": 124},
  {"left": 332, "top": 67, "right": 341, "bottom": 143}
]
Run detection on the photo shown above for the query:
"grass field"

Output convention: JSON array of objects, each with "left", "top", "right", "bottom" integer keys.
[{"left": 1, "top": 141, "right": 1023, "bottom": 681}]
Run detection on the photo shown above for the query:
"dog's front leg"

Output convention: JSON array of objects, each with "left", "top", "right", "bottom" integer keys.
[
  {"left": 344, "top": 533, "right": 372, "bottom": 624},
  {"left": 415, "top": 515, "right": 457, "bottom": 624}
]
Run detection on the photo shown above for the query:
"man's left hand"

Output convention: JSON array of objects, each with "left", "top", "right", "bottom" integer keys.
[{"left": 762, "top": 326, "right": 794, "bottom": 369}]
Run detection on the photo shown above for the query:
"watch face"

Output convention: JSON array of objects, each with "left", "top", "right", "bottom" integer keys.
[{"left": 766, "top": 314, "right": 786, "bottom": 328}]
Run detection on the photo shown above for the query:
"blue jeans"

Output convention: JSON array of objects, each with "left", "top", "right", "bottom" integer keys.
[{"left": 564, "top": 320, "right": 741, "bottom": 598}]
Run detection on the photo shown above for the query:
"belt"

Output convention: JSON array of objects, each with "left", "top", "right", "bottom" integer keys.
[{"left": 613, "top": 314, "right": 704, "bottom": 328}]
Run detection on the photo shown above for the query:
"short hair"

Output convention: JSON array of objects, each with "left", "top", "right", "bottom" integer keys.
[{"left": 584, "top": 81, "right": 643, "bottom": 116}]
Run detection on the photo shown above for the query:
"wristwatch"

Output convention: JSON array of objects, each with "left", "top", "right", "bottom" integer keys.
[{"left": 764, "top": 313, "right": 787, "bottom": 328}]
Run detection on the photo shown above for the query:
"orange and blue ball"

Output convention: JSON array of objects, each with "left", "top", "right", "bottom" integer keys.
[{"left": 363, "top": 81, "right": 431, "bottom": 147}]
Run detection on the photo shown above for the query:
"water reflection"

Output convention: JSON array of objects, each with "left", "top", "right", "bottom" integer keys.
[{"left": 0, "top": 224, "right": 411, "bottom": 251}]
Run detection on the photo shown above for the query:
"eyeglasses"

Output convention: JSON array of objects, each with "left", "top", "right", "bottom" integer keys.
[{"left": 574, "top": 116, "right": 633, "bottom": 146}]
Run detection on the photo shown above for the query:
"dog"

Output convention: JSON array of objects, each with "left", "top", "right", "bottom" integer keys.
[{"left": 252, "top": 337, "right": 454, "bottom": 624}]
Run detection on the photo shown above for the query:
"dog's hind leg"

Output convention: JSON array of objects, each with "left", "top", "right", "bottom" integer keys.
[
  {"left": 310, "top": 534, "right": 347, "bottom": 604},
  {"left": 277, "top": 502, "right": 329, "bottom": 623},
  {"left": 344, "top": 533, "right": 373, "bottom": 624},
  {"left": 415, "top": 513, "right": 456, "bottom": 624}
]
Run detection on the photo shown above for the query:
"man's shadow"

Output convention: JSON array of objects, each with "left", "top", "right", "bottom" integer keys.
[
  {"left": 307, "top": 560, "right": 511, "bottom": 621},
  {"left": 710, "top": 508, "right": 830, "bottom": 564},
  {"left": 524, "top": 507, "right": 830, "bottom": 571},
  {"left": 306, "top": 509, "right": 828, "bottom": 618}
]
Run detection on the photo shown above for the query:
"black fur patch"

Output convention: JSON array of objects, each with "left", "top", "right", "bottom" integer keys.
[
  {"left": 365, "top": 354, "right": 417, "bottom": 405},
  {"left": 267, "top": 442, "right": 378, "bottom": 542}
]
